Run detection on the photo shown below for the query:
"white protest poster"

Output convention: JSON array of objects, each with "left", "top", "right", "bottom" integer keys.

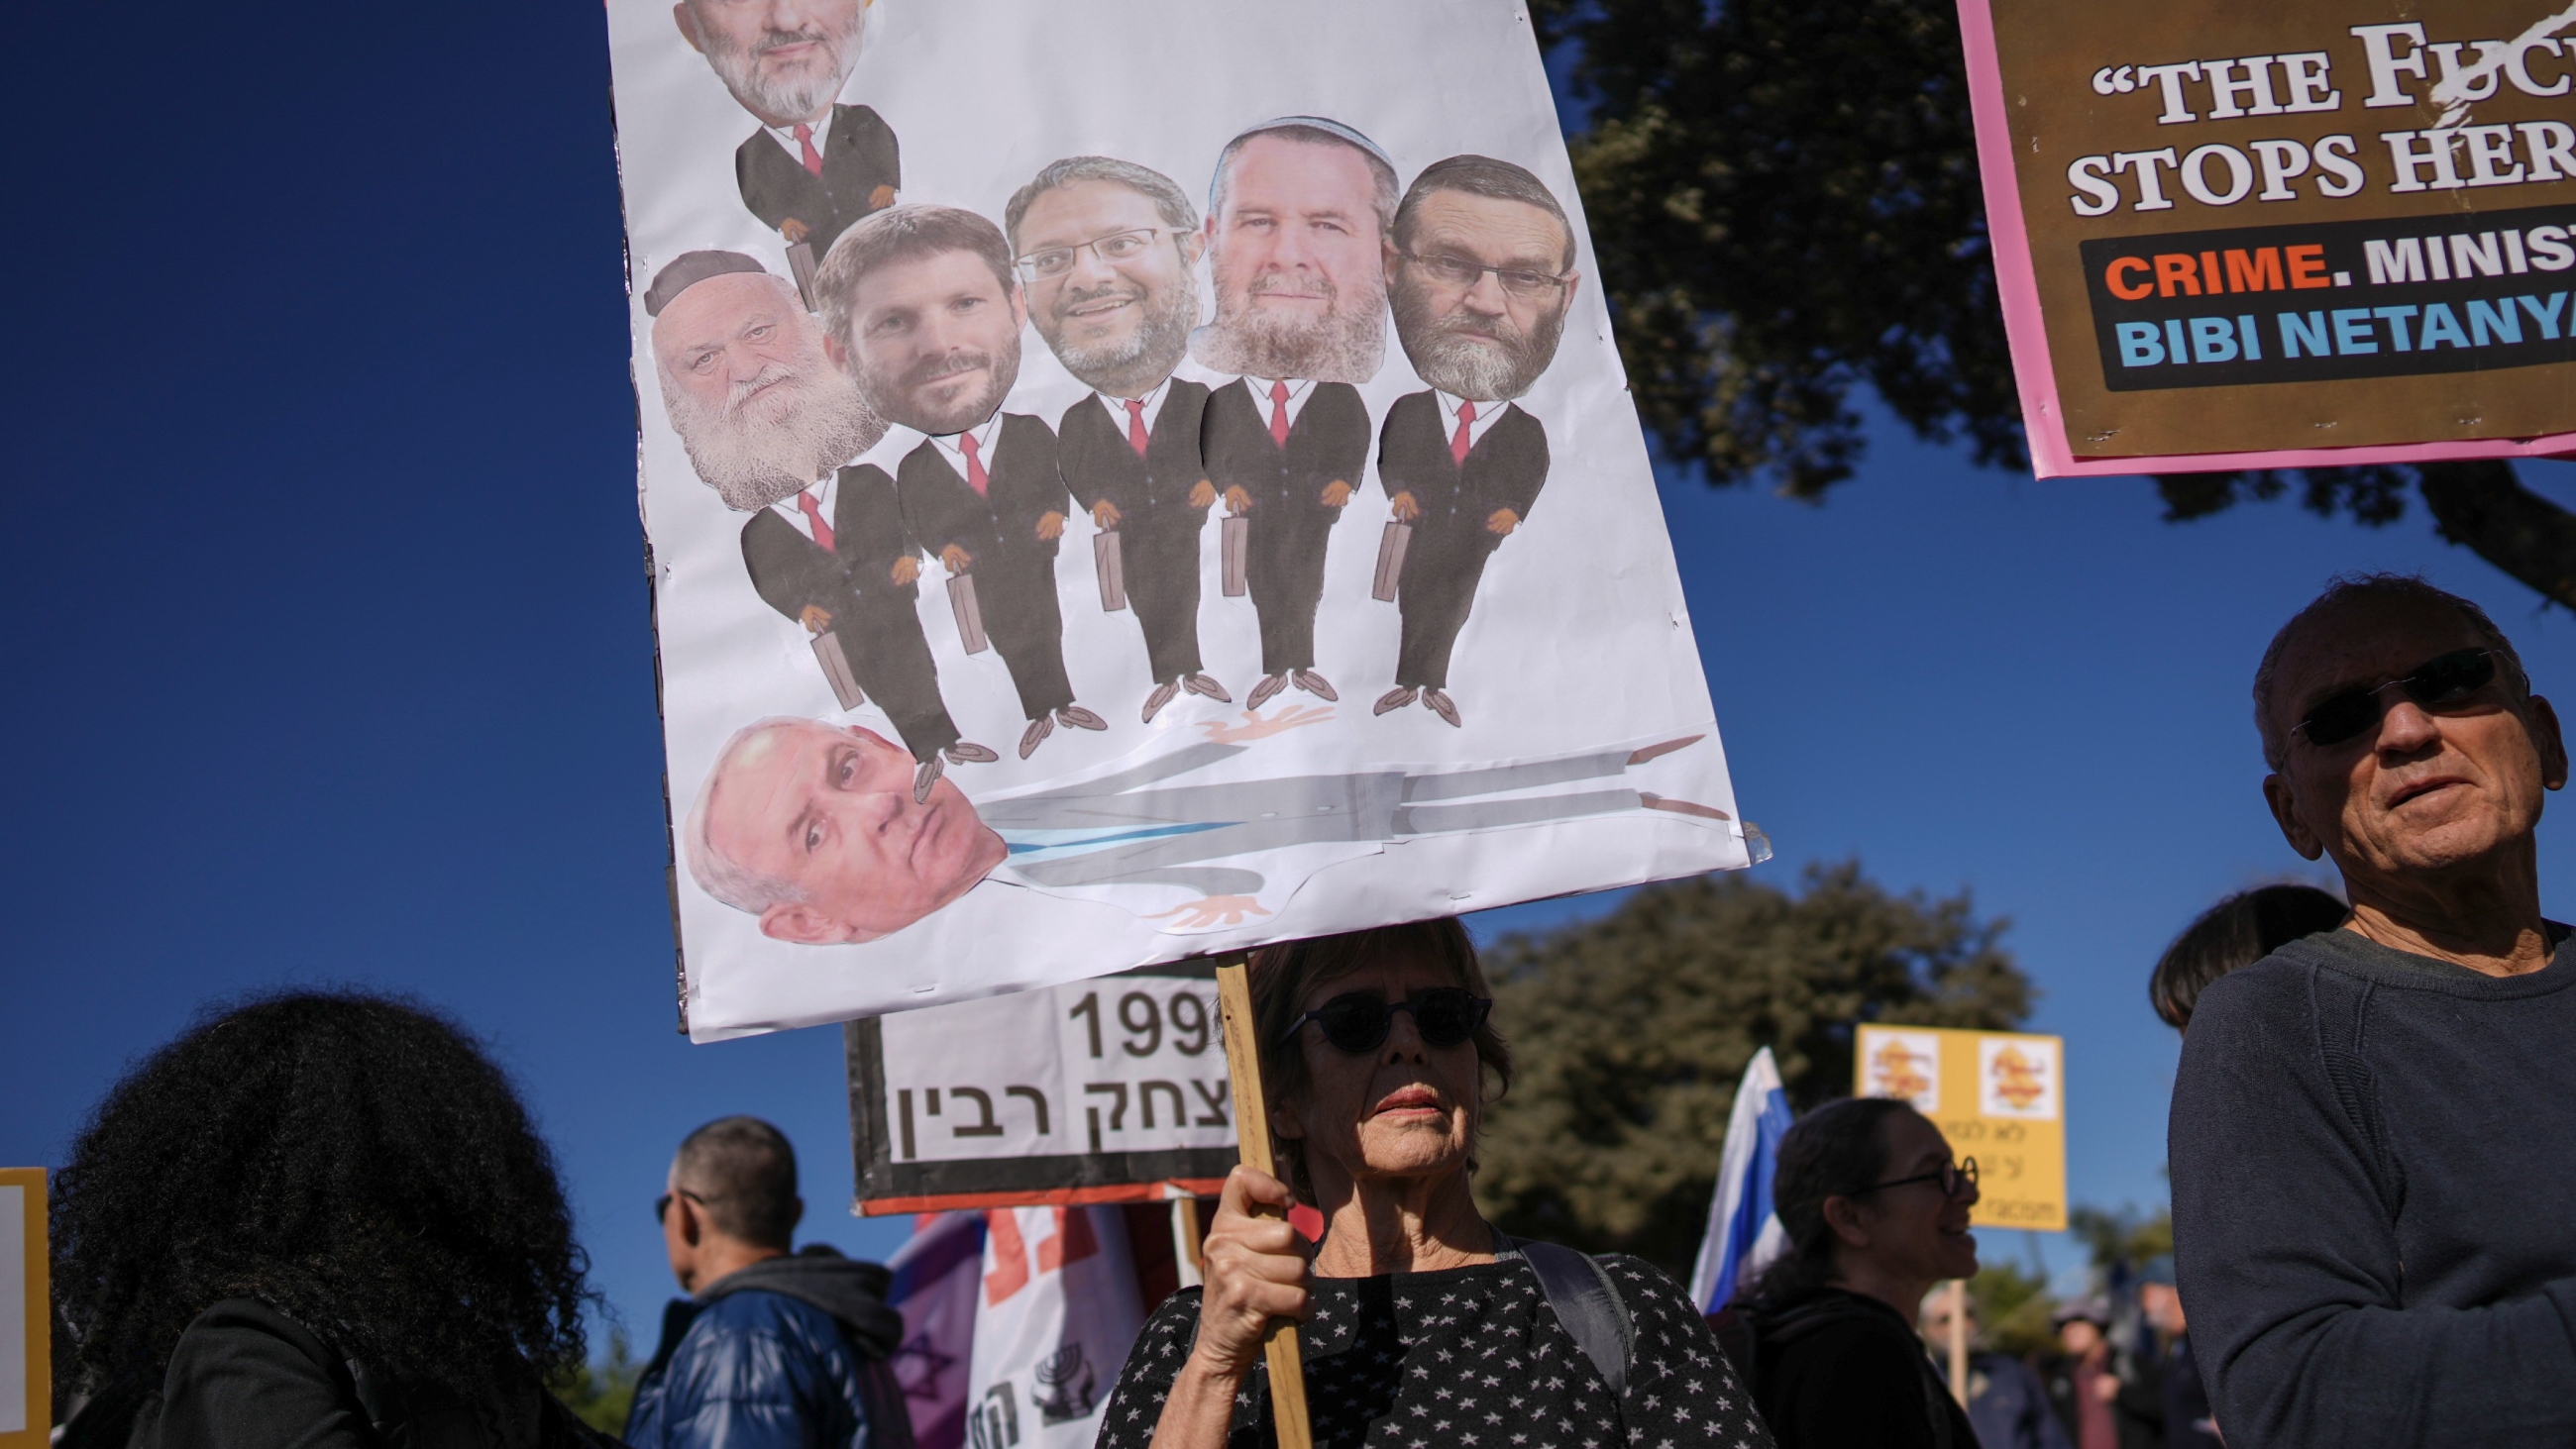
[
  {"left": 602, "top": 0, "right": 1756, "bottom": 1037},
  {"left": 846, "top": 972, "right": 1237, "bottom": 1212},
  {"left": 965, "top": 1206, "right": 1144, "bottom": 1449}
]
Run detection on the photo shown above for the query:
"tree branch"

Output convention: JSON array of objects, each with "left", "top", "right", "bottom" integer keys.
[{"left": 2415, "top": 462, "right": 2576, "bottom": 610}]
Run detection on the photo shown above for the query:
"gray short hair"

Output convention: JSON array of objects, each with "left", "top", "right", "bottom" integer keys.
[
  {"left": 813, "top": 205, "right": 1018, "bottom": 348},
  {"left": 674, "top": 1115, "right": 800, "bottom": 1248},
  {"left": 1393, "top": 155, "right": 1576, "bottom": 272},
  {"left": 683, "top": 719, "right": 813, "bottom": 915},
  {"left": 1004, "top": 156, "right": 1198, "bottom": 253},
  {"left": 2253, "top": 571, "right": 2530, "bottom": 768},
  {"left": 1209, "top": 121, "right": 1398, "bottom": 238}
]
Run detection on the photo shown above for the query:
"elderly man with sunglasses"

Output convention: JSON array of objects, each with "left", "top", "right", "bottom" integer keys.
[{"left": 2169, "top": 571, "right": 2576, "bottom": 1448}]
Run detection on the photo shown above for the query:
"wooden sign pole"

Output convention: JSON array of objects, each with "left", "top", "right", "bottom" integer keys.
[
  {"left": 1214, "top": 958, "right": 1315, "bottom": 1449},
  {"left": 1947, "top": 1279, "right": 1970, "bottom": 1406}
]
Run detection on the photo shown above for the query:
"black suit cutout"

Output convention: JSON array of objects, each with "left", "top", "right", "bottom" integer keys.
[
  {"left": 1376, "top": 392, "right": 1549, "bottom": 690},
  {"left": 897, "top": 417, "right": 1076, "bottom": 721},
  {"left": 735, "top": 103, "right": 900, "bottom": 259},
  {"left": 1200, "top": 379, "right": 1369, "bottom": 675},
  {"left": 1059, "top": 382, "right": 1214, "bottom": 685},
  {"left": 739, "top": 465, "right": 961, "bottom": 762}
]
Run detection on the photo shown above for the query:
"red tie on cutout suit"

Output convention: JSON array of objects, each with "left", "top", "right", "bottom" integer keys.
[
  {"left": 1125, "top": 398, "right": 1151, "bottom": 457},
  {"left": 959, "top": 431, "right": 991, "bottom": 496},
  {"left": 796, "top": 490, "right": 836, "bottom": 552},
  {"left": 1450, "top": 399, "right": 1478, "bottom": 465},
  {"left": 793, "top": 123, "right": 824, "bottom": 177},
  {"left": 1268, "top": 379, "right": 1292, "bottom": 448}
]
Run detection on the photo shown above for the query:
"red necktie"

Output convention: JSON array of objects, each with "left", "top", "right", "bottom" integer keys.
[
  {"left": 1268, "top": 379, "right": 1292, "bottom": 447},
  {"left": 1125, "top": 398, "right": 1151, "bottom": 457},
  {"left": 796, "top": 490, "right": 836, "bottom": 552},
  {"left": 1450, "top": 400, "right": 1478, "bottom": 465},
  {"left": 959, "top": 431, "right": 991, "bottom": 496},
  {"left": 793, "top": 123, "right": 824, "bottom": 177}
]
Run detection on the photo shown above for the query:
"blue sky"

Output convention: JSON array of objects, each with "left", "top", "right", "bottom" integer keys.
[{"left": 9, "top": 1, "right": 2576, "bottom": 1347}]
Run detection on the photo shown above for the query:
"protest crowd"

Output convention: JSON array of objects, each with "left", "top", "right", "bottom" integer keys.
[{"left": 34, "top": 569, "right": 2575, "bottom": 1448}]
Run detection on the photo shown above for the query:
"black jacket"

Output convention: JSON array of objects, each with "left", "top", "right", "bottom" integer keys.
[
  {"left": 734, "top": 104, "right": 899, "bottom": 258},
  {"left": 1738, "top": 1290, "right": 1978, "bottom": 1449},
  {"left": 75, "top": 1297, "right": 614, "bottom": 1449},
  {"left": 1375, "top": 391, "right": 1549, "bottom": 549},
  {"left": 1200, "top": 379, "right": 1369, "bottom": 521},
  {"left": 1057, "top": 383, "right": 1213, "bottom": 528},
  {"left": 895, "top": 417, "right": 1069, "bottom": 570},
  {"left": 739, "top": 466, "right": 920, "bottom": 624}
]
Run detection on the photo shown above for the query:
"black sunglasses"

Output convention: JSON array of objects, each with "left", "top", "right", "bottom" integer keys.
[
  {"left": 652, "top": 1188, "right": 706, "bottom": 1225},
  {"left": 1278, "top": 987, "right": 1493, "bottom": 1055},
  {"left": 2294, "top": 648, "right": 2503, "bottom": 750},
  {"left": 1852, "top": 1157, "right": 1978, "bottom": 1199}
]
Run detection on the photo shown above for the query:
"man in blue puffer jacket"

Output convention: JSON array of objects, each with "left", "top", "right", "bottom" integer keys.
[{"left": 628, "top": 1117, "right": 915, "bottom": 1449}]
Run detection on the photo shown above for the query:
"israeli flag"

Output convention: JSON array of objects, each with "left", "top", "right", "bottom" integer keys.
[{"left": 1688, "top": 1046, "right": 1795, "bottom": 1312}]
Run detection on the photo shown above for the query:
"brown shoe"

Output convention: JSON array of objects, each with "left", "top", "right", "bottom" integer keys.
[
  {"left": 944, "top": 742, "right": 1000, "bottom": 765},
  {"left": 1423, "top": 688, "right": 1461, "bottom": 728},
  {"left": 1374, "top": 686, "right": 1418, "bottom": 716},
  {"left": 912, "top": 757, "right": 944, "bottom": 803},
  {"left": 1183, "top": 673, "right": 1233, "bottom": 702},
  {"left": 1018, "top": 715, "right": 1054, "bottom": 760},
  {"left": 1141, "top": 680, "right": 1181, "bottom": 724},
  {"left": 1246, "top": 673, "right": 1288, "bottom": 710},
  {"left": 1057, "top": 704, "right": 1107, "bottom": 731},
  {"left": 1641, "top": 792, "right": 1732, "bottom": 822},
  {"left": 1292, "top": 670, "right": 1338, "bottom": 701}
]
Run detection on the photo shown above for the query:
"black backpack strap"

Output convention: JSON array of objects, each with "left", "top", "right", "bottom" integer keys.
[{"left": 1516, "top": 1240, "right": 1634, "bottom": 1400}]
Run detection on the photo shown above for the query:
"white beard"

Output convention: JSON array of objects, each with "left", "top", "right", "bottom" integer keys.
[
  {"left": 662, "top": 361, "right": 885, "bottom": 511},
  {"left": 1191, "top": 262, "right": 1386, "bottom": 384},
  {"left": 700, "top": 17, "right": 862, "bottom": 127}
]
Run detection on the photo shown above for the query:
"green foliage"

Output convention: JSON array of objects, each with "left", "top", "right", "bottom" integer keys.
[
  {"left": 2069, "top": 1202, "right": 2174, "bottom": 1274},
  {"left": 1969, "top": 1264, "right": 2056, "bottom": 1359},
  {"left": 549, "top": 1328, "right": 639, "bottom": 1436},
  {"left": 1533, "top": 0, "right": 2019, "bottom": 496},
  {"left": 1472, "top": 862, "right": 2033, "bottom": 1275}
]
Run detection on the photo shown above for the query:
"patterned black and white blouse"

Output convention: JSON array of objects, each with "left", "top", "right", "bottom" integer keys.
[{"left": 1097, "top": 1250, "right": 1775, "bottom": 1449}]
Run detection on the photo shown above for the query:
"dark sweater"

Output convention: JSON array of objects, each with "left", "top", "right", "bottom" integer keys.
[
  {"left": 2169, "top": 926, "right": 2576, "bottom": 1447},
  {"left": 1749, "top": 1289, "right": 1979, "bottom": 1449}
]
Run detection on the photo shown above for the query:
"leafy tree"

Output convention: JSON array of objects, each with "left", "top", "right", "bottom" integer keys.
[
  {"left": 549, "top": 1327, "right": 639, "bottom": 1435},
  {"left": 1534, "top": 0, "right": 2576, "bottom": 608},
  {"left": 1967, "top": 1263, "right": 2056, "bottom": 1359},
  {"left": 2069, "top": 1202, "right": 2174, "bottom": 1277},
  {"left": 1473, "top": 862, "right": 2032, "bottom": 1274}
]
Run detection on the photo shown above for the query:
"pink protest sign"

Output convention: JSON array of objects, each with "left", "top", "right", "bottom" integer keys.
[{"left": 1958, "top": 0, "right": 2576, "bottom": 475}]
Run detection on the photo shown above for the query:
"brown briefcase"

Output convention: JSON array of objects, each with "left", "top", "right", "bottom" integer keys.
[
  {"left": 1094, "top": 529, "right": 1127, "bottom": 612},
  {"left": 1372, "top": 520, "right": 1412, "bottom": 602},
  {"left": 810, "top": 630, "right": 867, "bottom": 710},
  {"left": 1221, "top": 515, "right": 1248, "bottom": 597},
  {"left": 948, "top": 573, "right": 990, "bottom": 654},
  {"left": 785, "top": 240, "right": 821, "bottom": 312}
]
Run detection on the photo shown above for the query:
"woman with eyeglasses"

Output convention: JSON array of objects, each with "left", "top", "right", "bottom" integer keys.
[
  {"left": 1722, "top": 1096, "right": 1983, "bottom": 1449},
  {"left": 1096, "top": 919, "right": 1771, "bottom": 1449}
]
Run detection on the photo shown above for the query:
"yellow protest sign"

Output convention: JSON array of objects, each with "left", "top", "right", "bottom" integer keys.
[
  {"left": 1855, "top": 1026, "right": 2068, "bottom": 1232},
  {"left": 0, "top": 1169, "right": 46, "bottom": 1449}
]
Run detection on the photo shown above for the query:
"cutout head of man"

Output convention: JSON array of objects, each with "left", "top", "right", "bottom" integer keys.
[
  {"left": 687, "top": 718, "right": 1008, "bottom": 945},
  {"left": 674, "top": 0, "right": 868, "bottom": 129},
  {"left": 817, "top": 205, "right": 1026, "bottom": 437},
  {"left": 1007, "top": 157, "right": 1204, "bottom": 398},
  {"left": 1191, "top": 119, "right": 1396, "bottom": 384},
  {"left": 648, "top": 252, "right": 883, "bottom": 510},
  {"left": 1389, "top": 156, "right": 1579, "bottom": 403}
]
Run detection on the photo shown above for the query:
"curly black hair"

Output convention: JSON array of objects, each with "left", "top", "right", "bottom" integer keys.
[{"left": 52, "top": 989, "right": 591, "bottom": 1401}]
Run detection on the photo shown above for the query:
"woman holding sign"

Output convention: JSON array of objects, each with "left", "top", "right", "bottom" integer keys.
[{"left": 1098, "top": 920, "right": 1771, "bottom": 1449}]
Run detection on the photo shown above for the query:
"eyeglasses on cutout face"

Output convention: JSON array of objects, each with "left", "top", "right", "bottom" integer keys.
[
  {"left": 1277, "top": 986, "right": 1493, "bottom": 1055},
  {"left": 1015, "top": 228, "right": 1175, "bottom": 282},
  {"left": 2292, "top": 648, "right": 2505, "bottom": 751},
  {"left": 1399, "top": 250, "right": 1570, "bottom": 302},
  {"left": 1851, "top": 1157, "right": 1979, "bottom": 1200}
]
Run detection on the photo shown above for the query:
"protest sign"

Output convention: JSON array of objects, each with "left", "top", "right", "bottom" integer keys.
[
  {"left": 847, "top": 972, "right": 1235, "bottom": 1213},
  {"left": 600, "top": 0, "right": 1756, "bottom": 1039},
  {"left": 1958, "top": 0, "right": 2576, "bottom": 475},
  {"left": 0, "top": 1170, "right": 45, "bottom": 1449},
  {"left": 1856, "top": 1025, "right": 2067, "bottom": 1231}
]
